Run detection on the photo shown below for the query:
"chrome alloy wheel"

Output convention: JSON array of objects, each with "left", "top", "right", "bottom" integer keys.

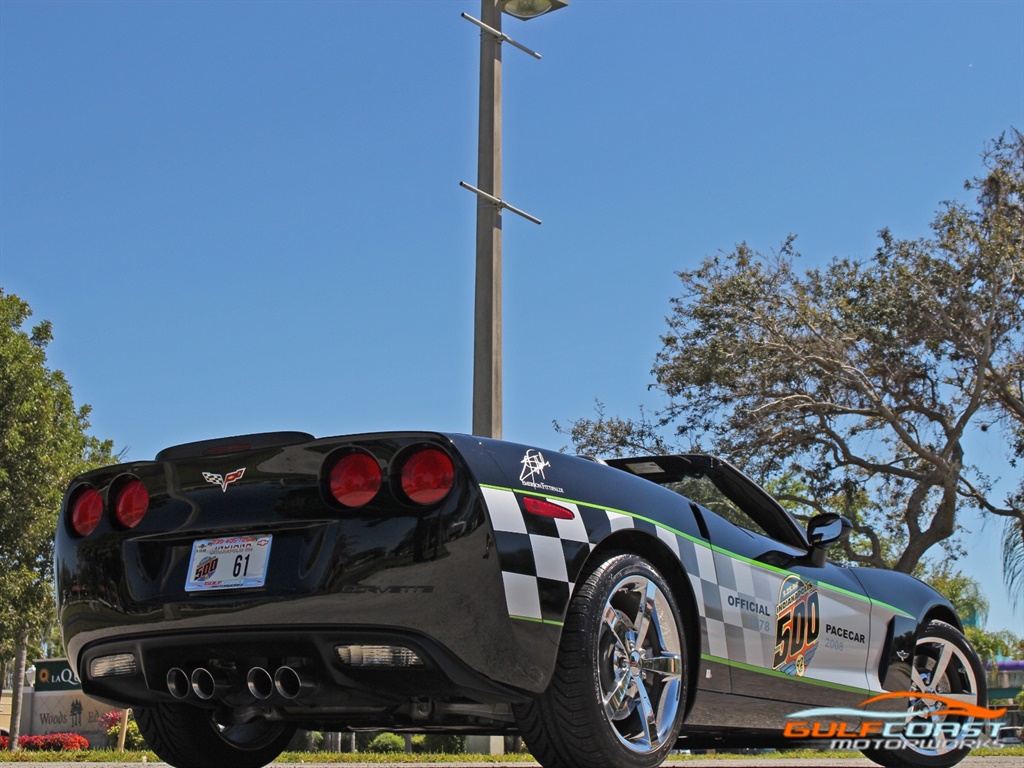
[
  {"left": 861, "top": 620, "right": 986, "bottom": 768},
  {"left": 598, "top": 574, "right": 684, "bottom": 753},
  {"left": 900, "top": 634, "right": 982, "bottom": 757}
]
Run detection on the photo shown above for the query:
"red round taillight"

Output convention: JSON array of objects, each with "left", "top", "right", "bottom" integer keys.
[
  {"left": 115, "top": 478, "right": 149, "bottom": 528},
  {"left": 329, "top": 453, "right": 382, "bottom": 507},
  {"left": 400, "top": 448, "right": 455, "bottom": 505},
  {"left": 70, "top": 487, "right": 103, "bottom": 537}
]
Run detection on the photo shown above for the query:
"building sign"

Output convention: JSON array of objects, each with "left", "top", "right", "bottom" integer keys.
[
  {"left": 25, "top": 659, "right": 108, "bottom": 746},
  {"left": 33, "top": 659, "right": 82, "bottom": 692}
]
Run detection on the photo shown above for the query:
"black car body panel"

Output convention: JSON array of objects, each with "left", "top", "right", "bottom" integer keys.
[{"left": 56, "top": 431, "right": 964, "bottom": 738}]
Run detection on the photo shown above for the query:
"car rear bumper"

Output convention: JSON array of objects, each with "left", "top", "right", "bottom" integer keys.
[{"left": 77, "top": 624, "right": 530, "bottom": 715}]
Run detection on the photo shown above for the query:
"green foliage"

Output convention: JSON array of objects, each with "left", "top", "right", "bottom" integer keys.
[
  {"left": 285, "top": 730, "right": 323, "bottom": 752},
  {"left": 1004, "top": 516, "right": 1024, "bottom": 610},
  {"left": 1015, "top": 687, "right": 1024, "bottom": 708},
  {"left": 105, "top": 719, "right": 145, "bottom": 751},
  {"left": 365, "top": 732, "right": 405, "bottom": 753},
  {"left": 561, "top": 131, "right": 1024, "bottom": 578},
  {"left": 557, "top": 400, "right": 670, "bottom": 457},
  {"left": 0, "top": 291, "right": 116, "bottom": 655},
  {"left": 921, "top": 562, "right": 989, "bottom": 626},
  {"left": 964, "top": 626, "right": 1023, "bottom": 664},
  {"left": 418, "top": 734, "right": 465, "bottom": 754}
]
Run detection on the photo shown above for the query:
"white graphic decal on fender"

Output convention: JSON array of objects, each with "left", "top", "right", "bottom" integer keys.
[{"left": 518, "top": 450, "right": 564, "bottom": 494}]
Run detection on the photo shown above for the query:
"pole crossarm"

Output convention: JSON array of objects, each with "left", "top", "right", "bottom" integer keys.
[
  {"left": 460, "top": 181, "right": 543, "bottom": 225},
  {"left": 461, "top": 13, "right": 542, "bottom": 59}
]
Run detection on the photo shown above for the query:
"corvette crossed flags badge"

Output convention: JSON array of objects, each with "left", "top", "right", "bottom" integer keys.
[{"left": 202, "top": 468, "right": 246, "bottom": 492}]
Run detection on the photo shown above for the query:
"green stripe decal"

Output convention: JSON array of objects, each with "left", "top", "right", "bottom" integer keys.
[
  {"left": 510, "top": 615, "right": 564, "bottom": 627},
  {"left": 480, "top": 483, "right": 913, "bottom": 615},
  {"left": 701, "top": 654, "right": 874, "bottom": 695},
  {"left": 869, "top": 599, "right": 914, "bottom": 619}
]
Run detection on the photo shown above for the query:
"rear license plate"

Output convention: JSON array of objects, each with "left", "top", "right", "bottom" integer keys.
[{"left": 185, "top": 535, "right": 272, "bottom": 592}]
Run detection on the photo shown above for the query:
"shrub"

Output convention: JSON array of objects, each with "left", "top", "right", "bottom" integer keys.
[
  {"left": 366, "top": 732, "right": 405, "bottom": 753},
  {"left": 99, "top": 710, "right": 124, "bottom": 731},
  {"left": 0, "top": 733, "right": 90, "bottom": 751},
  {"left": 286, "top": 729, "right": 324, "bottom": 751},
  {"left": 420, "top": 733, "right": 465, "bottom": 753},
  {"left": 102, "top": 709, "right": 146, "bottom": 749},
  {"left": 108, "top": 718, "right": 146, "bottom": 750}
]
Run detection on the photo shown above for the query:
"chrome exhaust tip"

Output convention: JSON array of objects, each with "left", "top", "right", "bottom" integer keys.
[
  {"left": 190, "top": 667, "right": 226, "bottom": 700},
  {"left": 273, "top": 666, "right": 316, "bottom": 700},
  {"left": 246, "top": 666, "right": 274, "bottom": 700},
  {"left": 166, "top": 667, "right": 190, "bottom": 699}
]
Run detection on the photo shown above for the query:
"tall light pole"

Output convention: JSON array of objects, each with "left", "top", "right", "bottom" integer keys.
[{"left": 461, "top": 0, "right": 566, "bottom": 439}]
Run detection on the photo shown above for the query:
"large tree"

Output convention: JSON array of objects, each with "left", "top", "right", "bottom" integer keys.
[
  {"left": 0, "top": 291, "right": 114, "bottom": 748},
  {"left": 563, "top": 131, "right": 1024, "bottom": 577}
]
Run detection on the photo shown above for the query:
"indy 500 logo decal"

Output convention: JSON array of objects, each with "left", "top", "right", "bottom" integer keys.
[
  {"left": 773, "top": 575, "right": 820, "bottom": 677},
  {"left": 519, "top": 450, "right": 563, "bottom": 494}
]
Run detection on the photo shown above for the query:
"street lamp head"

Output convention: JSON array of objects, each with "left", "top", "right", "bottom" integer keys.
[{"left": 501, "top": 0, "right": 567, "bottom": 20}]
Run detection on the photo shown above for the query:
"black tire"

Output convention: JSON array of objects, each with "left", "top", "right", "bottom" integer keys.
[
  {"left": 135, "top": 703, "right": 296, "bottom": 768},
  {"left": 515, "top": 554, "right": 688, "bottom": 768},
  {"left": 862, "top": 620, "right": 987, "bottom": 768}
]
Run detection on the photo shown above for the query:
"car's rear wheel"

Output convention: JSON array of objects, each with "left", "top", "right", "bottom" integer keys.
[
  {"left": 135, "top": 703, "right": 295, "bottom": 768},
  {"left": 862, "top": 620, "right": 987, "bottom": 768},
  {"left": 515, "top": 554, "right": 687, "bottom": 768}
]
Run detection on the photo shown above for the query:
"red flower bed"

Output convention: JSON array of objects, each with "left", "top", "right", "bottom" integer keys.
[{"left": 0, "top": 732, "right": 90, "bottom": 751}]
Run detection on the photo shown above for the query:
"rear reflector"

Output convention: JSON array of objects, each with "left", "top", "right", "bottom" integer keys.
[
  {"left": 400, "top": 448, "right": 454, "bottom": 505},
  {"left": 114, "top": 479, "right": 149, "bottom": 528},
  {"left": 523, "top": 496, "right": 575, "bottom": 520},
  {"left": 336, "top": 645, "right": 423, "bottom": 667},
  {"left": 70, "top": 487, "right": 103, "bottom": 537},
  {"left": 90, "top": 653, "right": 137, "bottom": 678},
  {"left": 329, "top": 452, "right": 382, "bottom": 507}
]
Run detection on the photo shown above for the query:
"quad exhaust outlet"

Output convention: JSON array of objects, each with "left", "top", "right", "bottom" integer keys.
[{"left": 166, "top": 665, "right": 316, "bottom": 701}]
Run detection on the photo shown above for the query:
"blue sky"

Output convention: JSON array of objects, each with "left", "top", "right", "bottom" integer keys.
[{"left": 2, "top": 1, "right": 1022, "bottom": 633}]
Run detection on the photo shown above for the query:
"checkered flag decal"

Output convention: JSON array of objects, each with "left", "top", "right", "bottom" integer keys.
[{"left": 484, "top": 487, "right": 721, "bottom": 631}]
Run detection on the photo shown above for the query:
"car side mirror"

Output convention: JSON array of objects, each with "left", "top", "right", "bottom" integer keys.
[{"left": 805, "top": 513, "right": 852, "bottom": 567}]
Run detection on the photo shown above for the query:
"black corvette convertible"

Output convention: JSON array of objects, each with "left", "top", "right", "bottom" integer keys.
[{"left": 55, "top": 431, "right": 989, "bottom": 768}]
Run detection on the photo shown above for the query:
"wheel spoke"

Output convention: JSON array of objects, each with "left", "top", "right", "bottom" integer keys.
[
  {"left": 929, "top": 641, "right": 954, "bottom": 687},
  {"left": 603, "top": 669, "right": 633, "bottom": 717},
  {"left": 911, "top": 666, "right": 928, "bottom": 692},
  {"left": 603, "top": 605, "right": 631, "bottom": 653},
  {"left": 634, "top": 673, "right": 660, "bottom": 749},
  {"left": 632, "top": 578, "right": 658, "bottom": 647},
  {"left": 641, "top": 653, "right": 682, "bottom": 678}
]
